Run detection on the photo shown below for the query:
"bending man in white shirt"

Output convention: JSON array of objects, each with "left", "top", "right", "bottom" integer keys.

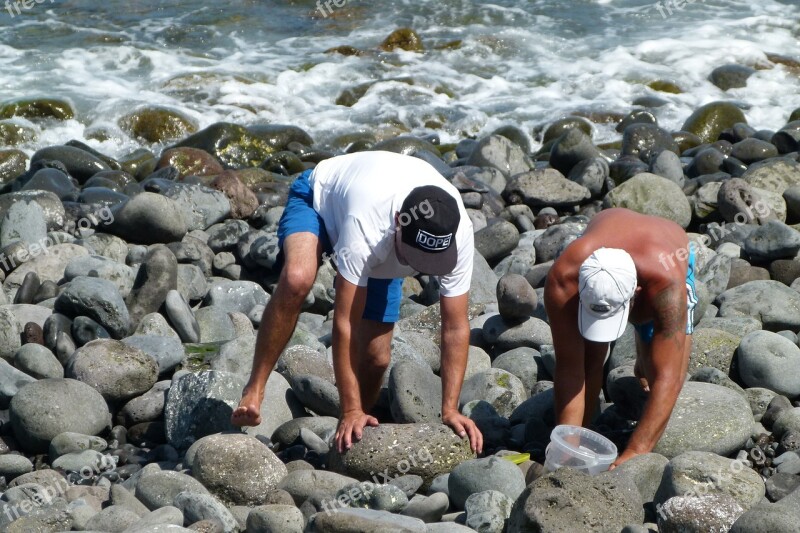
[{"left": 232, "top": 151, "right": 483, "bottom": 454}]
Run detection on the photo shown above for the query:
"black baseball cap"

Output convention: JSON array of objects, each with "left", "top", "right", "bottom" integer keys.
[{"left": 398, "top": 185, "right": 460, "bottom": 276}]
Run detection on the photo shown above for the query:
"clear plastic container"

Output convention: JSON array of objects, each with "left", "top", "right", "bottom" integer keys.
[{"left": 543, "top": 425, "right": 618, "bottom": 475}]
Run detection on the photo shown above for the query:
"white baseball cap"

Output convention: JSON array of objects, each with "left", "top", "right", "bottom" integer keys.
[{"left": 578, "top": 248, "right": 638, "bottom": 342}]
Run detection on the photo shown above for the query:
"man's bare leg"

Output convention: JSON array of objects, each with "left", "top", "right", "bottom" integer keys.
[
  {"left": 357, "top": 319, "right": 394, "bottom": 411},
  {"left": 582, "top": 341, "right": 609, "bottom": 426},
  {"left": 231, "top": 232, "right": 322, "bottom": 426}
]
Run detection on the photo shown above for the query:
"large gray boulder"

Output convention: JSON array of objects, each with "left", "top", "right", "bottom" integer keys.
[
  {"left": 65, "top": 339, "right": 158, "bottom": 402},
  {"left": 191, "top": 433, "right": 288, "bottom": 506},
  {"left": 603, "top": 173, "right": 692, "bottom": 228},
  {"left": 10, "top": 378, "right": 111, "bottom": 453},
  {"left": 328, "top": 423, "right": 475, "bottom": 489},
  {"left": 508, "top": 467, "right": 643, "bottom": 533},
  {"left": 717, "top": 280, "right": 800, "bottom": 331},
  {"left": 653, "top": 382, "right": 753, "bottom": 458},
  {"left": 54, "top": 276, "right": 130, "bottom": 338},
  {"left": 737, "top": 330, "right": 800, "bottom": 397}
]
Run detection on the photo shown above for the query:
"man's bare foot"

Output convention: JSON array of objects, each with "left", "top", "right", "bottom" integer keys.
[{"left": 231, "top": 386, "right": 264, "bottom": 427}]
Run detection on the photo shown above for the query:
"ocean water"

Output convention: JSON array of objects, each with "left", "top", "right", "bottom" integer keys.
[{"left": 1, "top": 0, "right": 799, "bottom": 157}]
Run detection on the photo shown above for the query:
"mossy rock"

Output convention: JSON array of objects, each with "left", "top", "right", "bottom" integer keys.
[
  {"left": 542, "top": 117, "right": 593, "bottom": 144},
  {"left": 672, "top": 131, "right": 703, "bottom": 154},
  {"left": 0, "top": 149, "right": 29, "bottom": 184},
  {"left": 0, "top": 120, "right": 36, "bottom": 146},
  {"left": 681, "top": 101, "right": 747, "bottom": 144},
  {"left": 157, "top": 147, "right": 223, "bottom": 178},
  {"left": 571, "top": 110, "right": 625, "bottom": 125},
  {"left": 789, "top": 107, "right": 800, "bottom": 124},
  {"left": 766, "top": 53, "right": 800, "bottom": 74},
  {"left": 229, "top": 167, "right": 284, "bottom": 187},
  {"left": 336, "top": 78, "right": 415, "bottom": 107},
  {"left": 380, "top": 28, "right": 424, "bottom": 52},
  {"left": 325, "top": 45, "right": 365, "bottom": 56},
  {"left": 118, "top": 148, "right": 158, "bottom": 181},
  {"left": 120, "top": 107, "right": 198, "bottom": 144},
  {"left": 0, "top": 98, "right": 75, "bottom": 120},
  {"left": 435, "top": 40, "right": 463, "bottom": 50},
  {"left": 648, "top": 80, "right": 683, "bottom": 94},
  {"left": 170, "top": 123, "right": 275, "bottom": 169}
]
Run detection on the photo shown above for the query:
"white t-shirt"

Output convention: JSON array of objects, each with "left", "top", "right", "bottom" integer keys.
[{"left": 309, "top": 151, "right": 474, "bottom": 297}]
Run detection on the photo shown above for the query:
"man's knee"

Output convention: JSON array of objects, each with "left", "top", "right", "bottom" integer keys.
[{"left": 280, "top": 264, "right": 316, "bottom": 300}]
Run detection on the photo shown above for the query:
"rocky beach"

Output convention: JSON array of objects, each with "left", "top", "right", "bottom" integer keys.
[{"left": 1, "top": 1, "right": 800, "bottom": 532}]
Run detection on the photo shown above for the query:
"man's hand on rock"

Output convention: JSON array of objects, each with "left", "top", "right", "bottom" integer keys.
[
  {"left": 335, "top": 410, "right": 379, "bottom": 454},
  {"left": 609, "top": 447, "right": 643, "bottom": 470},
  {"left": 442, "top": 409, "right": 483, "bottom": 455}
]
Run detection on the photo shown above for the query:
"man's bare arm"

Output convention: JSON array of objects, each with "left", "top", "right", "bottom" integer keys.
[
  {"left": 440, "top": 293, "right": 483, "bottom": 454},
  {"left": 544, "top": 270, "right": 587, "bottom": 427},
  {"left": 617, "top": 284, "right": 688, "bottom": 464},
  {"left": 332, "top": 274, "right": 377, "bottom": 452}
]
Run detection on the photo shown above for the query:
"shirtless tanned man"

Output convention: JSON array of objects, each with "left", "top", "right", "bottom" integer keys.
[
  {"left": 231, "top": 151, "right": 483, "bottom": 454},
  {"left": 544, "top": 208, "right": 697, "bottom": 468}
]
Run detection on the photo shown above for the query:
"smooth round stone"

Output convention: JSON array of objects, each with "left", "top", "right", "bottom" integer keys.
[
  {"left": 688, "top": 328, "right": 740, "bottom": 373},
  {"left": 271, "top": 417, "right": 338, "bottom": 449},
  {"left": 328, "top": 424, "right": 475, "bottom": 490},
  {"left": 164, "top": 290, "right": 200, "bottom": 343},
  {"left": 192, "top": 433, "right": 288, "bottom": 506},
  {"left": 0, "top": 200, "right": 48, "bottom": 249},
  {"left": 71, "top": 315, "right": 111, "bottom": 346},
  {"left": 121, "top": 335, "right": 184, "bottom": 374},
  {"left": 465, "top": 489, "right": 513, "bottom": 533},
  {"left": 54, "top": 276, "right": 130, "bottom": 339},
  {"left": 745, "top": 387, "right": 777, "bottom": 422},
  {"left": 108, "top": 192, "right": 188, "bottom": 245},
  {"left": 306, "top": 508, "right": 426, "bottom": 533},
  {"left": 621, "top": 123, "right": 678, "bottom": 161},
  {"left": 337, "top": 481, "right": 409, "bottom": 512},
  {"left": 160, "top": 182, "right": 231, "bottom": 231},
  {"left": 503, "top": 168, "right": 591, "bottom": 209},
  {"left": 290, "top": 374, "right": 340, "bottom": 417},
  {"left": 135, "top": 312, "right": 180, "bottom": 339},
  {"left": 496, "top": 273, "right": 537, "bottom": 322},
  {"left": 14, "top": 272, "right": 40, "bottom": 305},
  {"left": 649, "top": 149, "right": 684, "bottom": 184},
  {"left": 473, "top": 220, "right": 520, "bottom": 265},
  {"left": 66, "top": 339, "right": 158, "bottom": 402},
  {"left": 738, "top": 330, "right": 800, "bottom": 397},
  {"left": 681, "top": 101, "right": 746, "bottom": 144},
  {"left": 119, "top": 381, "right": 170, "bottom": 426},
  {"left": 491, "top": 347, "right": 540, "bottom": 393},
  {"left": 717, "top": 280, "right": 800, "bottom": 331},
  {"left": 448, "top": 456, "right": 526, "bottom": 509},
  {"left": 177, "top": 263, "right": 208, "bottom": 302},
  {"left": 481, "top": 315, "right": 553, "bottom": 351},
  {"left": 465, "top": 134, "right": 531, "bottom": 179},
  {"left": 0, "top": 307, "right": 20, "bottom": 360},
  {"left": 743, "top": 220, "right": 800, "bottom": 261},
  {"left": 21, "top": 168, "right": 76, "bottom": 198},
  {"left": 655, "top": 451, "right": 764, "bottom": 510},
  {"left": 401, "top": 492, "right": 450, "bottom": 523},
  {"left": 247, "top": 505, "right": 304, "bottom": 533},
  {"left": 549, "top": 128, "right": 600, "bottom": 176},
  {"left": 603, "top": 173, "right": 691, "bottom": 228},
  {"left": 10, "top": 378, "right": 111, "bottom": 453},
  {"left": 388, "top": 360, "right": 442, "bottom": 423},
  {"left": 658, "top": 493, "right": 744, "bottom": 533},
  {"left": 194, "top": 306, "right": 236, "bottom": 343},
  {"left": 64, "top": 255, "right": 135, "bottom": 297},
  {"left": 459, "top": 369, "right": 526, "bottom": 418},
  {"left": 276, "top": 344, "right": 336, "bottom": 384},
  {"left": 204, "top": 280, "right": 269, "bottom": 315},
  {"left": 49, "top": 431, "right": 107, "bottom": 461},
  {"left": 0, "top": 454, "right": 33, "bottom": 479},
  {"left": 14, "top": 343, "right": 63, "bottom": 379},
  {"left": 709, "top": 64, "right": 756, "bottom": 91},
  {"left": 652, "top": 382, "right": 754, "bottom": 459},
  {"left": 135, "top": 469, "right": 210, "bottom": 510},
  {"left": 731, "top": 138, "right": 778, "bottom": 164},
  {"left": 508, "top": 467, "right": 642, "bottom": 532},
  {"left": 533, "top": 222, "right": 586, "bottom": 263}
]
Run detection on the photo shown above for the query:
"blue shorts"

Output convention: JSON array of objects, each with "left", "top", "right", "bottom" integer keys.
[
  {"left": 276, "top": 170, "right": 403, "bottom": 323},
  {"left": 633, "top": 247, "right": 697, "bottom": 344}
]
